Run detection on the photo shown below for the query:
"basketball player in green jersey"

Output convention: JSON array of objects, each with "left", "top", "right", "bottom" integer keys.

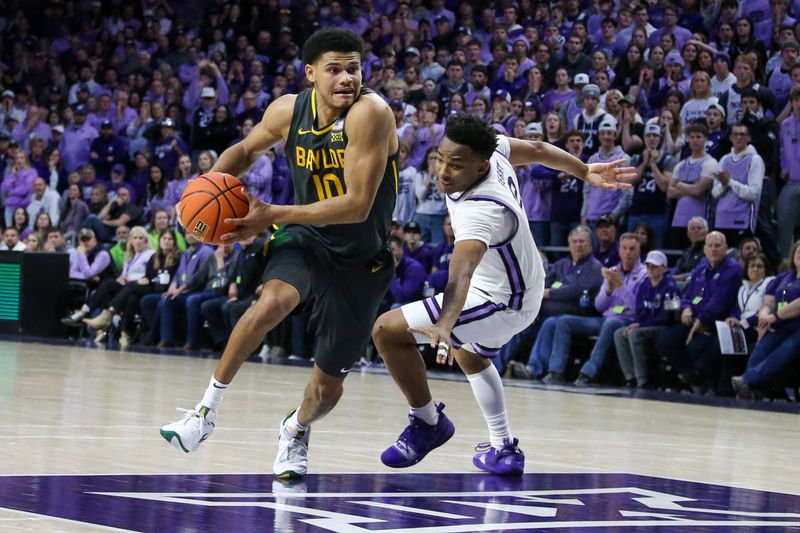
[{"left": 160, "top": 28, "right": 399, "bottom": 479}]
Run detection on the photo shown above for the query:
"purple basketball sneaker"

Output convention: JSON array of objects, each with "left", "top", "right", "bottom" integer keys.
[
  {"left": 381, "top": 402, "right": 455, "bottom": 468},
  {"left": 473, "top": 437, "right": 525, "bottom": 476}
]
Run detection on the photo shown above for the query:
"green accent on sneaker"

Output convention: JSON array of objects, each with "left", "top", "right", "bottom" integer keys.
[
  {"left": 159, "top": 429, "right": 189, "bottom": 453},
  {"left": 199, "top": 406, "right": 211, "bottom": 416},
  {"left": 274, "top": 470, "right": 304, "bottom": 480}
]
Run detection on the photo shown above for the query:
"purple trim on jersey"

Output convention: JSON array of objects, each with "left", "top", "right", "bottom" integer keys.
[
  {"left": 471, "top": 343, "right": 503, "bottom": 357},
  {"left": 465, "top": 195, "right": 520, "bottom": 248},
  {"left": 498, "top": 243, "right": 526, "bottom": 310},
  {"left": 455, "top": 301, "right": 508, "bottom": 327},
  {"left": 429, "top": 297, "right": 466, "bottom": 346}
]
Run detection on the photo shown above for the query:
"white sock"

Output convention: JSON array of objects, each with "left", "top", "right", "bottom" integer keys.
[
  {"left": 410, "top": 400, "right": 439, "bottom": 426},
  {"left": 467, "top": 364, "right": 511, "bottom": 450},
  {"left": 200, "top": 376, "right": 228, "bottom": 410},
  {"left": 282, "top": 408, "right": 308, "bottom": 438}
]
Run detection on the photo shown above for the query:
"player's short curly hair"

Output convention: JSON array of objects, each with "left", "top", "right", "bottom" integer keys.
[
  {"left": 443, "top": 113, "right": 497, "bottom": 161},
  {"left": 302, "top": 28, "right": 364, "bottom": 65}
]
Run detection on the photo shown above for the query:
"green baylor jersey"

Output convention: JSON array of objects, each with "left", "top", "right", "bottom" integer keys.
[{"left": 284, "top": 86, "right": 398, "bottom": 263}]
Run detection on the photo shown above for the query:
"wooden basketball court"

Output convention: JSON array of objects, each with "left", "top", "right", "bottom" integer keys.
[{"left": 1, "top": 340, "right": 798, "bottom": 531}]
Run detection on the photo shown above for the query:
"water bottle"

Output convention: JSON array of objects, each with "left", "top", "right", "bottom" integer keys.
[
  {"left": 579, "top": 289, "right": 591, "bottom": 315},
  {"left": 423, "top": 280, "right": 435, "bottom": 299},
  {"left": 158, "top": 270, "right": 170, "bottom": 286}
]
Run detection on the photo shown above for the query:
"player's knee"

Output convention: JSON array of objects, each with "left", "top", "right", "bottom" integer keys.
[
  {"left": 372, "top": 312, "right": 401, "bottom": 347},
  {"left": 253, "top": 291, "right": 295, "bottom": 321}
]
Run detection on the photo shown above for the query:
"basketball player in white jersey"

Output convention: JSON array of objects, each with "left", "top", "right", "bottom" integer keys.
[{"left": 372, "top": 114, "right": 635, "bottom": 475}]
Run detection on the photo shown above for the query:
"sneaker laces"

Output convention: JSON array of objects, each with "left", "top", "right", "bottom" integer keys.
[
  {"left": 394, "top": 415, "right": 427, "bottom": 454},
  {"left": 175, "top": 407, "right": 203, "bottom": 423}
]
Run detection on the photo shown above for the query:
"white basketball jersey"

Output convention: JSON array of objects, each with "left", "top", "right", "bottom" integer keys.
[{"left": 446, "top": 135, "right": 545, "bottom": 312}]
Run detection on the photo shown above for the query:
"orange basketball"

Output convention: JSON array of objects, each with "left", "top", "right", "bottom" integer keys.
[{"left": 178, "top": 172, "right": 249, "bottom": 245}]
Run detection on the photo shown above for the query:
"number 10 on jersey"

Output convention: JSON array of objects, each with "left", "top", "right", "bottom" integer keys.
[{"left": 312, "top": 173, "right": 344, "bottom": 200}]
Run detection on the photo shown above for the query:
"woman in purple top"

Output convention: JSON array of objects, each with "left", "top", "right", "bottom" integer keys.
[
  {"left": 165, "top": 154, "right": 194, "bottom": 218},
  {"left": 1, "top": 151, "right": 37, "bottom": 227},
  {"left": 541, "top": 68, "right": 576, "bottom": 114},
  {"left": 733, "top": 241, "right": 800, "bottom": 399}
]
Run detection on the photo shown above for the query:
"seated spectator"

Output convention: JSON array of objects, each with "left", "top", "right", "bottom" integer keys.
[
  {"left": 403, "top": 221, "right": 434, "bottom": 273},
  {"left": 156, "top": 242, "right": 238, "bottom": 350},
  {"left": 10, "top": 207, "right": 32, "bottom": 241},
  {"left": 86, "top": 229, "right": 180, "bottom": 347},
  {"left": 26, "top": 177, "right": 61, "bottom": 228},
  {"left": 614, "top": 250, "right": 679, "bottom": 388},
  {"left": 657, "top": 231, "right": 743, "bottom": 393},
  {"left": 31, "top": 212, "right": 55, "bottom": 243},
  {"left": 388, "top": 235, "right": 426, "bottom": 308},
  {"left": 532, "top": 233, "right": 646, "bottom": 385},
  {"left": 64, "top": 228, "right": 114, "bottom": 290},
  {"left": 732, "top": 241, "right": 800, "bottom": 399},
  {"left": 777, "top": 87, "right": 800, "bottom": 259},
  {"left": 593, "top": 215, "right": 620, "bottom": 267},
  {"left": 202, "top": 234, "right": 268, "bottom": 351},
  {"left": 148, "top": 208, "right": 186, "bottom": 251},
  {"left": 732, "top": 236, "right": 762, "bottom": 265},
  {"left": 83, "top": 184, "right": 142, "bottom": 243},
  {"left": 505, "top": 225, "right": 603, "bottom": 377},
  {"left": 712, "top": 123, "right": 764, "bottom": 247},
  {"left": 428, "top": 216, "right": 455, "bottom": 292},
  {"left": 668, "top": 123, "right": 719, "bottom": 248},
  {"left": 24, "top": 232, "right": 43, "bottom": 252},
  {"left": 0, "top": 227, "right": 25, "bottom": 251},
  {"left": 80, "top": 226, "right": 154, "bottom": 343},
  {"left": 43, "top": 228, "right": 69, "bottom": 253},
  {"left": 139, "top": 235, "right": 214, "bottom": 345},
  {"left": 673, "top": 216, "right": 709, "bottom": 281},
  {"left": 109, "top": 225, "right": 130, "bottom": 272},
  {"left": 1, "top": 150, "right": 36, "bottom": 227}
]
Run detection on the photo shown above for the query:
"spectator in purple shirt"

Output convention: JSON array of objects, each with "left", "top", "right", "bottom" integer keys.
[
  {"left": 11, "top": 105, "right": 51, "bottom": 152},
  {"left": 777, "top": 87, "right": 800, "bottom": 258},
  {"left": 1, "top": 151, "right": 37, "bottom": 227},
  {"left": 614, "top": 250, "right": 679, "bottom": 388},
  {"left": 657, "top": 232, "right": 743, "bottom": 394},
  {"left": 732, "top": 240, "right": 800, "bottom": 399},
  {"left": 59, "top": 104, "right": 99, "bottom": 173},
  {"left": 403, "top": 221, "right": 434, "bottom": 273},
  {"left": 388, "top": 236, "right": 426, "bottom": 308},
  {"left": 152, "top": 118, "right": 188, "bottom": 179}
]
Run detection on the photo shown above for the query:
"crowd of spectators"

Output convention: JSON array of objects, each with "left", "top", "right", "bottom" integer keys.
[{"left": 0, "top": 0, "right": 798, "bottom": 398}]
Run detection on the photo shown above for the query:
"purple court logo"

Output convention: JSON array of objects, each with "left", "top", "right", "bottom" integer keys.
[{"left": 1, "top": 473, "right": 799, "bottom": 531}]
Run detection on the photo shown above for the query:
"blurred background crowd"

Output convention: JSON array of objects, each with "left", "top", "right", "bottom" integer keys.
[{"left": 1, "top": 0, "right": 799, "bottom": 401}]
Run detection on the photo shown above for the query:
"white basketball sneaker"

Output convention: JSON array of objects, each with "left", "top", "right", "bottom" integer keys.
[
  {"left": 273, "top": 409, "right": 311, "bottom": 479},
  {"left": 160, "top": 405, "right": 216, "bottom": 453}
]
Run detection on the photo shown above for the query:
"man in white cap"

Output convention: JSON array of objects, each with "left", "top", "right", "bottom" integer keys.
[
  {"left": 190, "top": 86, "right": 218, "bottom": 157},
  {"left": 561, "top": 72, "right": 591, "bottom": 128},
  {"left": 523, "top": 122, "right": 543, "bottom": 140},
  {"left": 705, "top": 102, "right": 730, "bottom": 160},
  {"left": 573, "top": 83, "right": 608, "bottom": 157},
  {"left": 626, "top": 122, "right": 677, "bottom": 248},
  {"left": 582, "top": 118, "right": 631, "bottom": 227},
  {"left": 614, "top": 250, "right": 679, "bottom": 389}
]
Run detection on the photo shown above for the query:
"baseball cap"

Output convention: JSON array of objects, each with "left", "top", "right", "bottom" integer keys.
[
  {"left": 74, "top": 103, "right": 88, "bottom": 115},
  {"left": 599, "top": 118, "right": 617, "bottom": 132},
  {"left": 52, "top": 124, "right": 65, "bottom": 134},
  {"left": 78, "top": 228, "right": 95, "bottom": 240},
  {"left": 644, "top": 250, "right": 668, "bottom": 267},
  {"left": 279, "top": 7, "right": 291, "bottom": 14},
  {"left": 713, "top": 52, "right": 732, "bottom": 67},
  {"left": 201, "top": 87, "right": 216, "bottom": 98},
  {"left": 665, "top": 51, "right": 685, "bottom": 67},
  {"left": 160, "top": 117, "right": 175, "bottom": 128},
  {"left": 419, "top": 41, "right": 435, "bottom": 50},
  {"left": 2, "top": 89, "right": 14, "bottom": 99},
  {"left": 388, "top": 98, "right": 403, "bottom": 109},
  {"left": 456, "top": 26, "right": 472, "bottom": 36},
  {"left": 574, "top": 73, "right": 590, "bottom": 85},
  {"left": 493, "top": 89, "right": 511, "bottom": 103},
  {"left": 524, "top": 122, "right": 543, "bottom": 136},
  {"left": 0, "top": 132, "right": 8, "bottom": 141},
  {"left": 404, "top": 221, "right": 421, "bottom": 233},
  {"left": 49, "top": 85, "right": 61, "bottom": 94},
  {"left": 434, "top": 15, "right": 448, "bottom": 24},
  {"left": 621, "top": 94, "right": 637, "bottom": 106},
  {"left": 100, "top": 119, "right": 113, "bottom": 128},
  {"left": 582, "top": 84, "right": 600, "bottom": 98},
  {"left": 112, "top": 163, "right": 126, "bottom": 173},
  {"left": 707, "top": 103, "right": 726, "bottom": 117},
  {"left": 645, "top": 123, "right": 662, "bottom": 136},
  {"left": 596, "top": 214, "right": 615, "bottom": 227},
  {"left": 405, "top": 47, "right": 420, "bottom": 57},
  {"left": 371, "top": 60, "right": 383, "bottom": 69}
]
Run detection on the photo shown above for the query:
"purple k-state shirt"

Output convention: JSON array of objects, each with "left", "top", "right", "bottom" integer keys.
[
  {"left": 174, "top": 244, "right": 214, "bottom": 288},
  {"left": 583, "top": 146, "right": 631, "bottom": 220},
  {"left": 681, "top": 255, "right": 743, "bottom": 327},
  {"left": 595, "top": 261, "right": 647, "bottom": 321},
  {"left": 766, "top": 271, "right": 800, "bottom": 333},
  {"left": 520, "top": 164, "right": 553, "bottom": 222}
]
